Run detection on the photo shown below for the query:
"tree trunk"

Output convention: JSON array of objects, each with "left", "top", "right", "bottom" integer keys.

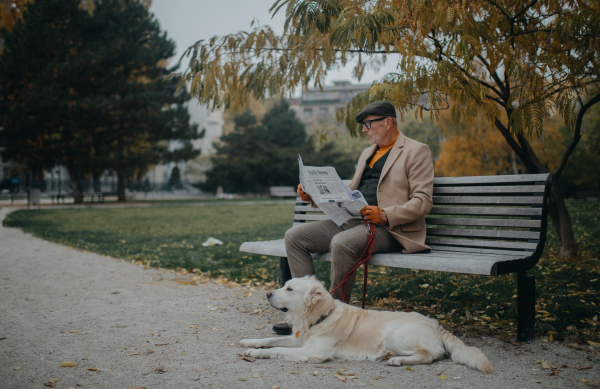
[
  {"left": 117, "top": 169, "right": 126, "bottom": 202},
  {"left": 547, "top": 183, "right": 581, "bottom": 258},
  {"left": 67, "top": 167, "right": 84, "bottom": 204},
  {"left": 494, "top": 120, "right": 581, "bottom": 258}
]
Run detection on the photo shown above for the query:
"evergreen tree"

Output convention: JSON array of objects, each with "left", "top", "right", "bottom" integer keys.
[
  {"left": 207, "top": 100, "right": 353, "bottom": 193},
  {"left": 0, "top": 0, "right": 200, "bottom": 202}
]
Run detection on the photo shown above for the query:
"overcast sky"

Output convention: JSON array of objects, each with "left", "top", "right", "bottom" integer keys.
[{"left": 149, "top": 0, "right": 399, "bottom": 91}]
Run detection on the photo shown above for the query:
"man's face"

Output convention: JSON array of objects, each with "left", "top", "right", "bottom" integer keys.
[{"left": 361, "top": 115, "right": 391, "bottom": 145}]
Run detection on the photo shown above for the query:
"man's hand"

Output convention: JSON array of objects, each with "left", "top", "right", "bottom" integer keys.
[
  {"left": 297, "top": 184, "right": 313, "bottom": 203},
  {"left": 360, "top": 206, "right": 388, "bottom": 224}
]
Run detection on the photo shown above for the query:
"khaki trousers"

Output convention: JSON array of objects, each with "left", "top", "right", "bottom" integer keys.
[{"left": 284, "top": 219, "right": 403, "bottom": 302}]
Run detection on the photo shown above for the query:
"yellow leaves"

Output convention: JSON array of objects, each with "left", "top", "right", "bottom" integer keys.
[
  {"left": 252, "top": 373, "right": 260, "bottom": 378},
  {"left": 405, "top": 366, "right": 413, "bottom": 371},
  {"left": 70, "top": 331, "right": 87, "bottom": 335},
  {"left": 419, "top": 283, "right": 429, "bottom": 288},
  {"left": 333, "top": 373, "right": 346, "bottom": 382},
  {"left": 587, "top": 340, "right": 600, "bottom": 348},
  {"left": 87, "top": 367, "right": 100, "bottom": 371},
  {"left": 582, "top": 378, "right": 598, "bottom": 385},
  {"left": 59, "top": 361, "right": 77, "bottom": 367},
  {"left": 439, "top": 374, "right": 447, "bottom": 380},
  {"left": 13, "top": 366, "right": 21, "bottom": 370}
]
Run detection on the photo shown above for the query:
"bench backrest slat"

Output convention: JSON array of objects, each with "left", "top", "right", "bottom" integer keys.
[
  {"left": 426, "top": 217, "right": 541, "bottom": 228},
  {"left": 427, "top": 227, "right": 540, "bottom": 240},
  {"left": 433, "top": 185, "right": 544, "bottom": 194},
  {"left": 432, "top": 196, "right": 544, "bottom": 205},
  {"left": 429, "top": 206, "right": 542, "bottom": 216}
]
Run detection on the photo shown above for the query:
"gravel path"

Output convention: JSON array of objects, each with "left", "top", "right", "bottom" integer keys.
[{"left": 1, "top": 207, "right": 599, "bottom": 388}]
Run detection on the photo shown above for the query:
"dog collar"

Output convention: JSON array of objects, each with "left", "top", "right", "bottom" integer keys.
[{"left": 309, "top": 308, "right": 334, "bottom": 328}]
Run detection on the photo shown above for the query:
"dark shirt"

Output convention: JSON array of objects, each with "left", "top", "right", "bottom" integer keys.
[{"left": 357, "top": 150, "right": 391, "bottom": 206}]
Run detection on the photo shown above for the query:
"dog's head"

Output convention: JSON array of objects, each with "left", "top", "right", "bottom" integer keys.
[{"left": 266, "top": 276, "right": 335, "bottom": 331}]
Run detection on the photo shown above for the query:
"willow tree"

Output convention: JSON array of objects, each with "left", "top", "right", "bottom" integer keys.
[{"left": 178, "top": 0, "right": 600, "bottom": 258}]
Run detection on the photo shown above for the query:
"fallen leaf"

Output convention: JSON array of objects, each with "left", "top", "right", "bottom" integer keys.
[
  {"left": 578, "top": 366, "right": 592, "bottom": 370},
  {"left": 252, "top": 373, "right": 260, "bottom": 378},
  {"left": 241, "top": 356, "right": 255, "bottom": 363},
  {"left": 465, "top": 310, "right": 473, "bottom": 320},
  {"left": 420, "top": 284, "right": 429, "bottom": 288},
  {"left": 383, "top": 351, "right": 391, "bottom": 360},
  {"left": 295, "top": 331, "right": 300, "bottom": 338},
  {"left": 111, "top": 291, "right": 120, "bottom": 294},
  {"left": 334, "top": 374, "right": 346, "bottom": 382},
  {"left": 453, "top": 377, "right": 462, "bottom": 380},
  {"left": 582, "top": 378, "right": 598, "bottom": 384},
  {"left": 87, "top": 367, "right": 100, "bottom": 371},
  {"left": 155, "top": 343, "right": 169, "bottom": 346},
  {"left": 59, "top": 361, "right": 78, "bottom": 367},
  {"left": 69, "top": 331, "right": 87, "bottom": 335},
  {"left": 290, "top": 372, "right": 300, "bottom": 374},
  {"left": 43, "top": 378, "right": 59, "bottom": 388},
  {"left": 238, "top": 378, "right": 247, "bottom": 381},
  {"left": 568, "top": 343, "right": 579, "bottom": 350},
  {"left": 439, "top": 374, "right": 447, "bottom": 380},
  {"left": 151, "top": 333, "right": 158, "bottom": 336},
  {"left": 151, "top": 367, "right": 166, "bottom": 374},
  {"left": 585, "top": 318, "right": 597, "bottom": 327},
  {"left": 129, "top": 352, "right": 139, "bottom": 356},
  {"left": 255, "top": 326, "right": 265, "bottom": 330},
  {"left": 129, "top": 387, "right": 147, "bottom": 389},
  {"left": 587, "top": 340, "right": 600, "bottom": 347},
  {"left": 541, "top": 360, "right": 552, "bottom": 370},
  {"left": 189, "top": 326, "right": 198, "bottom": 329},
  {"left": 373, "top": 376, "right": 384, "bottom": 380},
  {"left": 13, "top": 367, "right": 21, "bottom": 370},
  {"left": 405, "top": 366, "right": 413, "bottom": 371},
  {"left": 0, "top": 337, "right": 5, "bottom": 340},
  {"left": 312, "top": 370, "right": 321, "bottom": 376}
]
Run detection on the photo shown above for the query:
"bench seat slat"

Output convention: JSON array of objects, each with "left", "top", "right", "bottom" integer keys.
[
  {"left": 426, "top": 217, "right": 541, "bottom": 228},
  {"left": 426, "top": 237, "right": 538, "bottom": 250},
  {"left": 430, "top": 206, "right": 542, "bottom": 216},
  {"left": 427, "top": 227, "right": 540, "bottom": 240},
  {"left": 434, "top": 173, "right": 551, "bottom": 185},
  {"left": 427, "top": 245, "right": 530, "bottom": 256},
  {"left": 433, "top": 185, "right": 544, "bottom": 194},
  {"left": 433, "top": 196, "right": 543, "bottom": 205}
]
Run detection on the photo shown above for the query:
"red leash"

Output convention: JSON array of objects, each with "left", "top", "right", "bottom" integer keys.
[{"left": 329, "top": 216, "right": 376, "bottom": 309}]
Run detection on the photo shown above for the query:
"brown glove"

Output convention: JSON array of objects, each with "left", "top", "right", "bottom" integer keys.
[
  {"left": 360, "top": 205, "right": 388, "bottom": 224},
  {"left": 297, "top": 184, "right": 313, "bottom": 203}
]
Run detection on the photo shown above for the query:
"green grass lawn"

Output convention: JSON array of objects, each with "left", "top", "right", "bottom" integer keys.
[{"left": 4, "top": 200, "right": 600, "bottom": 343}]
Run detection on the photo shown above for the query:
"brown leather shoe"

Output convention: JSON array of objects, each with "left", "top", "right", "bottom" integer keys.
[{"left": 272, "top": 322, "right": 292, "bottom": 336}]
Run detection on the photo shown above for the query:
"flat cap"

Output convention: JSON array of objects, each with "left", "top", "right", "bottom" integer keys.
[{"left": 355, "top": 101, "right": 397, "bottom": 123}]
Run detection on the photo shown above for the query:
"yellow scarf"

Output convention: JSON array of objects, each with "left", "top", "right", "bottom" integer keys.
[{"left": 368, "top": 134, "right": 399, "bottom": 168}]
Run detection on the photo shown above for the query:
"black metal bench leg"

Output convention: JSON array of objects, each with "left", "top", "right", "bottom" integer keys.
[
  {"left": 517, "top": 272, "right": 536, "bottom": 342},
  {"left": 279, "top": 257, "right": 292, "bottom": 287}
]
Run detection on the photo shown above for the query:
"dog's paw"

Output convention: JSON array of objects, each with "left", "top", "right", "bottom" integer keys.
[
  {"left": 245, "top": 348, "right": 264, "bottom": 358},
  {"left": 386, "top": 357, "right": 404, "bottom": 366},
  {"left": 239, "top": 339, "right": 261, "bottom": 348}
]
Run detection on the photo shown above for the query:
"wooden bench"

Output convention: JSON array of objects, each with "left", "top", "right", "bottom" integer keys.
[
  {"left": 240, "top": 174, "right": 552, "bottom": 342},
  {"left": 269, "top": 186, "right": 297, "bottom": 199}
]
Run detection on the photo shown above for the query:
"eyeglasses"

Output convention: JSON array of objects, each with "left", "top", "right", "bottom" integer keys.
[{"left": 360, "top": 117, "right": 389, "bottom": 129}]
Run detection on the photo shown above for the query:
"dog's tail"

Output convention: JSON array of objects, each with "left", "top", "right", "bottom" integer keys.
[{"left": 440, "top": 328, "right": 493, "bottom": 373}]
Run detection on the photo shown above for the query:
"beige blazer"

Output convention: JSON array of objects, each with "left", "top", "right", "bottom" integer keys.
[{"left": 349, "top": 131, "right": 434, "bottom": 253}]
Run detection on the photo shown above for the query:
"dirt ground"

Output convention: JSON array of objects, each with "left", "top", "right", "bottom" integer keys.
[{"left": 1, "top": 207, "right": 599, "bottom": 388}]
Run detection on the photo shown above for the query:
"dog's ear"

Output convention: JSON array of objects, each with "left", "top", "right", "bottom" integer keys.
[{"left": 304, "top": 285, "right": 323, "bottom": 307}]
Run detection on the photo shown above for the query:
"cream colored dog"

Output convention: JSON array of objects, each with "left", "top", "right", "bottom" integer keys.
[{"left": 240, "top": 276, "right": 492, "bottom": 373}]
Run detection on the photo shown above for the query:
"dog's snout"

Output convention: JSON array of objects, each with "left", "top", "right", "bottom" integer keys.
[{"left": 266, "top": 291, "right": 272, "bottom": 298}]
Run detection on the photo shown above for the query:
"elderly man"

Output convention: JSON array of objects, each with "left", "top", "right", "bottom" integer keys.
[{"left": 273, "top": 101, "right": 434, "bottom": 335}]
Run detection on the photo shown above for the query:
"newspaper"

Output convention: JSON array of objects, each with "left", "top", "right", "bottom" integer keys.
[{"left": 298, "top": 155, "right": 368, "bottom": 226}]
